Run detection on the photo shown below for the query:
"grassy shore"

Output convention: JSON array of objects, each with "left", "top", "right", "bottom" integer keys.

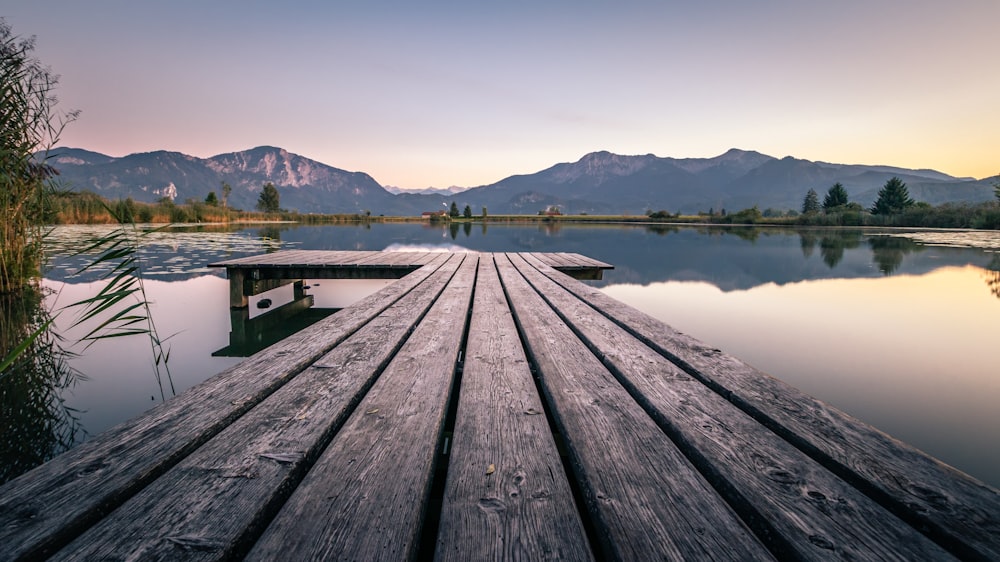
[{"left": 44, "top": 191, "right": 1000, "bottom": 230}]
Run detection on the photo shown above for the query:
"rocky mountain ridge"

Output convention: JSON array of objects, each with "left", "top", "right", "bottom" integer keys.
[{"left": 44, "top": 146, "right": 997, "bottom": 215}]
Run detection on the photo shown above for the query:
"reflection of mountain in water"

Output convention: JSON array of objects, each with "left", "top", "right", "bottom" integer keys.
[{"left": 42, "top": 224, "right": 995, "bottom": 291}]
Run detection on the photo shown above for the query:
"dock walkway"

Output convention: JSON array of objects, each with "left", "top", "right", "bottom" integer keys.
[{"left": 1, "top": 251, "right": 998, "bottom": 560}]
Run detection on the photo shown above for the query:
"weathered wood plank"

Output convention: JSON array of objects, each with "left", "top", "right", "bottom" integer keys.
[
  {"left": 435, "top": 254, "right": 594, "bottom": 561},
  {"left": 49, "top": 253, "right": 468, "bottom": 561},
  {"left": 410, "top": 251, "right": 444, "bottom": 266},
  {"left": 246, "top": 254, "right": 479, "bottom": 561},
  {"left": 0, "top": 254, "right": 455, "bottom": 561},
  {"left": 509, "top": 253, "right": 954, "bottom": 560},
  {"left": 530, "top": 252, "right": 573, "bottom": 269},
  {"left": 494, "top": 253, "right": 772, "bottom": 560},
  {"left": 250, "top": 250, "right": 312, "bottom": 266},
  {"left": 561, "top": 252, "right": 612, "bottom": 269},
  {"left": 280, "top": 249, "right": 348, "bottom": 267},
  {"left": 338, "top": 250, "right": 383, "bottom": 266},
  {"left": 366, "top": 251, "right": 420, "bottom": 267},
  {"left": 520, "top": 253, "right": 1000, "bottom": 561}
]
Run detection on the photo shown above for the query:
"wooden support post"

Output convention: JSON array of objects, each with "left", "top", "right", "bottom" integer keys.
[{"left": 228, "top": 268, "right": 248, "bottom": 309}]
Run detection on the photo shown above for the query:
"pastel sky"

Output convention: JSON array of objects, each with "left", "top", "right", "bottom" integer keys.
[{"left": 6, "top": 1, "right": 999, "bottom": 188}]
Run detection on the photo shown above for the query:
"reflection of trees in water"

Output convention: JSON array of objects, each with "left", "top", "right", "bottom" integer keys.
[
  {"left": 0, "top": 287, "right": 85, "bottom": 484},
  {"left": 869, "top": 236, "right": 921, "bottom": 275},
  {"left": 449, "top": 222, "right": 460, "bottom": 240},
  {"left": 645, "top": 225, "right": 679, "bottom": 236},
  {"left": 820, "top": 232, "right": 863, "bottom": 269},
  {"left": 799, "top": 231, "right": 819, "bottom": 259},
  {"left": 258, "top": 226, "right": 283, "bottom": 253},
  {"left": 463, "top": 222, "right": 472, "bottom": 237},
  {"left": 985, "top": 254, "right": 1000, "bottom": 299},
  {"left": 728, "top": 227, "right": 759, "bottom": 243},
  {"left": 809, "top": 230, "right": 863, "bottom": 269}
]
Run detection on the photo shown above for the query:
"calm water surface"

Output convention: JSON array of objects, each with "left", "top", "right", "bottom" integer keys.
[{"left": 5, "top": 222, "right": 999, "bottom": 487}]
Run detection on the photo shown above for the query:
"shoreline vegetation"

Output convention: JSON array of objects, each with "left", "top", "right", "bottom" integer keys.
[{"left": 43, "top": 189, "right": 1000, "bottom": 230}]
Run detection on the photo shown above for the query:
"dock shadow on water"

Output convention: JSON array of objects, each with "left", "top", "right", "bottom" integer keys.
[{"left": 0, "top": 286, "right": 86, "bottom": 484}]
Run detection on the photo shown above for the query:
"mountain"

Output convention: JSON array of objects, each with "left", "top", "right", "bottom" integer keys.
[
  {"left": 383, "top": 185, "right": 469, "bottom": 196},
  {"left": 44, "top": 146, "right": 994, "bottom": 216},
  {"left": 45, "top": 146, "right": 420, "bottom": 214},
  {"left": 445, "top": 150, "right": 994, "bottom": 215}
]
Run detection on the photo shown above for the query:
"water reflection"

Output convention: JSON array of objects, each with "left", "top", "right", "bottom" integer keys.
[
  {"left": 986, "top": 255, "right": 1000, "bottom": 299},
  {"left": 869, "top": 236, "right": 921, "bottom": 275},
  {"left": 819, "top": 231, "right": 863, "bottom": 269},
  {"left": 646, "top": 224, "right": 679, "bottom": 236},
  {"left": 257, "top": 225, "right": 283, "bottom": 252},
  {"left": 0, "top": 286, "right": 85, "bottom": 484}
]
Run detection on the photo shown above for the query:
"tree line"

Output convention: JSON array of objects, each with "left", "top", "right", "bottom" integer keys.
[{"left": 793, "top": 176, "right": 1000, "bottom": 229}]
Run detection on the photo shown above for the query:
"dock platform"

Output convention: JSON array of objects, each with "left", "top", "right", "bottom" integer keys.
[{"left": 1, "top": 251, "right": 998, "bottom": 560}]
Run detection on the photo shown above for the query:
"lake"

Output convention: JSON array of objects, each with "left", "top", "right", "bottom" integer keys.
[{"left": 3, "top": 222, "right": 999, "bottom": 488}]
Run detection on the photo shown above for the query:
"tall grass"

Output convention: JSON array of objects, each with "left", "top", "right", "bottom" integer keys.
[
  {"left": 1, "top": 19, "right": 78, "bottom": 293},
  {"left": 65, "top": 208, "right": 176, "bottom": 400}
]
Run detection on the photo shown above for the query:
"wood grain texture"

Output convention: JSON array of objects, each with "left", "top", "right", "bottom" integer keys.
[
  {"left": 0, "top": 254, "right": 454, "bottom": 561},
  {"left": 520, "top": 252, "right": 1000, "bottom": 561},
  {"left": 246, "top": 254, "right": 478, "bottom": 561},
  {"left": 495, "top": 254, "right": 772, "bottom": 561},
  {"left": 510, "top": 253, "right": 953, "bottom": 561},
  {"left": 435, "top": 254, "right": 594, "bottom": 562},
  {"left": 48, "top": 252, "right": 467, "bottom": 562}
]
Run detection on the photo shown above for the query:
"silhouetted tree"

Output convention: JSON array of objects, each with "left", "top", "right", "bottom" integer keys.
[
  {"left": 871, "top": 177, "right": 914, "bottom": 215},
  {"left": 802, "top": 189, "right": 820, "bottom": 214},
  {"left": 463, "top": 204, "right": 472, "bottom": 219},
  {"left": 823, "top": 182, "right": 849, "bottom": 211},
  {"left": 204, "top": 191, "right": 218, "bottom": 206},
  {"left": 221, "top": 181, "right": 232, "bottom": 209},
  {"left": 449, "top": 201, "right": 459, "bottom": 218},
  {"left": 256, "top": 182, "right": 280, "bottom": 213}
]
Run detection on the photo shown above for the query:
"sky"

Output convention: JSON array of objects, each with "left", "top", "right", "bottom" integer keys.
[{"left": 5, "top": 1, "right": 999, "bottom": 188}]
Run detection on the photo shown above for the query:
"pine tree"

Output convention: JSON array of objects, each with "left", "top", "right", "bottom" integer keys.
[
  {"left": 449, "top": 201, "right": 459, "bottom": 218},
  {"left": 802, "top": 189, "right": 820, "bottom": 214},
  {"left": 822, "top": 182, "right": 849, "bottom": 211},
  {"left": 256, "top": 182, "right": 280, "bottom": 213},
  {"left": 870, "top": 177, "right": 914, "bottom": 215},
  {"left": 462, "top": 204, "right": 472, "bottom": 219}
]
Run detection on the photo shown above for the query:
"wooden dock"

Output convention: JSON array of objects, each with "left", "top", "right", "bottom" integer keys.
[
  {"left": 208, "top": 250, "right": 612, "bottom": 308},
  {"left": 1, "top": 251, "right": 998, "bottom": 561}
]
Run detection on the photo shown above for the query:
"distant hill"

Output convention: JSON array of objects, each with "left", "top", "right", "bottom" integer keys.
[
  {"left": 383, "top": 185, "right": 469, "bottom": 196},
  {"left": 43, "top": 146, "right": 996, "bottom": 216},
  {"left": 446, "top": 150, "right": 994, "bottom": 215},
  {"left": 44, "top": 146, "right": 420, "bottom": 214}
]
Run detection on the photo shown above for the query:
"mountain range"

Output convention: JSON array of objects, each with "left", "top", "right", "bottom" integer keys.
[{"left": 43, "top": 146, "right": 997, "bottom": 216}]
